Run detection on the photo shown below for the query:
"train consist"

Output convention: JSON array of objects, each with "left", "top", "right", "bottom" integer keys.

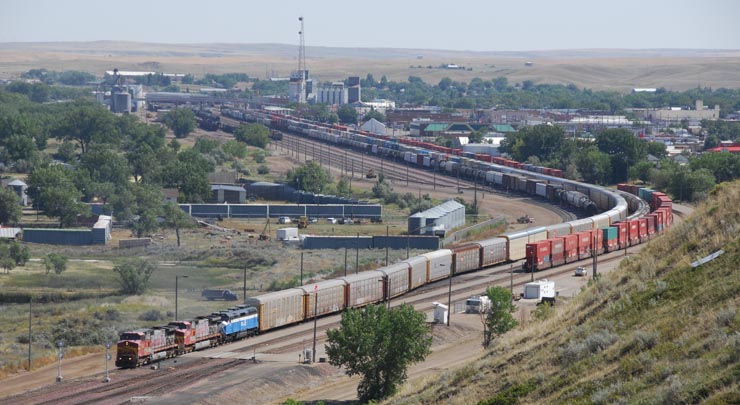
[{"left": 116, "top": 108, "right": 673, "bottom": 368}]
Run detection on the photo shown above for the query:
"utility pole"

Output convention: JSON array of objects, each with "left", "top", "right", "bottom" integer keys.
[
  {"left": 355, "top": 233, "right": 360, "bottom": 274},
  {"left": 311, "top": 287, "right": 318, "bottom": 363},
  {"left": 243, "top": 267, "right": 247, "bottom": 305},
  {"left": 27, "top": 297, "right": 32, "bottom": 371},
  {"left": 592, "top": 234, "right": 598, "bottom": 280},
  {"left": 344, "top": 247, "right": 348, "bottom": 277},
  {"left": 385, "top": 225, "right": 389, "bottom": 266},
  {"left": 446, "top": 264, "right": 453, "bottom": 327},
  {"left": 300, "top": 251, "right": 304, "bottom": 285}
]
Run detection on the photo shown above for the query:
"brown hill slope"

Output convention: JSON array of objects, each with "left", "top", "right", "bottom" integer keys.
[
  {"left": 1, "top": 42, "right": 739, "bottom": 90},
  {"left": 388, "top": 182, "right": 740, "bottom": 404}
]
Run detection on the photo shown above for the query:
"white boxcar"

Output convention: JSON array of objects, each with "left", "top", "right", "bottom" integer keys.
[
  {"left": 299, "top": 279, "right": 346, "bottom": 319},
  {"left": 340, "top": 271, "right": 385, "bottom": 307},
  {"left": 476, "top": 237, "right": 507, "bottom": 267},
  {"left": 503, "top": 227, "right": 548, "bottom": 261},
  {"left": 535, "top": 182, "right": 547, "bottom": 198},
  {"left": 404, "top": 256, "right": 428, "bottom": 289},
  {"left": 546, "top": 222, "right": 572, "bottom": 238},
  {"left": 452, "top": 244, "right": 481, "bottom": 274},
  {"left": 246, "top": 289, "right": 305, "bottom": 332},
  {"left": 591, "top": 213, "right": 611, "bottom": 230},
  {"left": 422, "top": 249, "right": 453, "bottom": 282},
  {"left": 568, "top": 218, "right": 595, "bottom": 233},
  {"left": 378, "top": 262, "right": 411, "bottom": 298}
]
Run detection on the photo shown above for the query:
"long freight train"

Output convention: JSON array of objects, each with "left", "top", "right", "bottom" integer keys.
[{"left": 116, "top": 108, "right": 673, "bottom": 368}]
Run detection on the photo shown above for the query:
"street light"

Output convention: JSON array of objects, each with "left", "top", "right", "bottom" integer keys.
[
  {"left": 56, "top": 340, "right": 64, "bottom": 383},
  {"left": 175, "top": 275, "right": 188, "bottom": 320}
]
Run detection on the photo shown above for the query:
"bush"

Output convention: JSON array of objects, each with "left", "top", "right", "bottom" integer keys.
[
  {"left": 257, "top": 165, "right": 270, "bottom": 175},
  {"left": 139, "top": 309, "right": 164, "bottom": 322}
]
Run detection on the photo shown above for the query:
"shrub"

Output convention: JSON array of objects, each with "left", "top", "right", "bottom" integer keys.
[
  {"left": 139, "top": 310, "right": 164, "bottom": 322},
  {"left": 257, "top": 165, "right": 270, "bottom": 175}
]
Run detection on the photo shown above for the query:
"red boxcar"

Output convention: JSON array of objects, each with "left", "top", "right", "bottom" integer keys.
[
  {"left": 647, "top": 214, "right": 657, "bottom": 237},
  {"left": 628, "top": 220, "right": 641, "bottom": 246},
  {"left": 549, "top": 238, "right": 565, "bottom": 267},
  {"left": 654, "top": 210, "right": 664, "bottom": 234},
  {"left": 526, "top": 241, "right": 551, "bottom": 271},
  {"left": 576, "top": 231, "right": 593, "bottom": 260},
  {"left": 563, "top": 234, "right": 579, "bottom": 263}
]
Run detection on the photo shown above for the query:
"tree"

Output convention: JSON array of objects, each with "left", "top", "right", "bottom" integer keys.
[
  {"left": 0, "top": 188, "right": 22, "bottom": 225},
  {"left": 287, "top": 161, "right": 331, "bottom": 194},
  {"left": 482, "top": 286, "right": 518, "bottom": 348},
  {"left": 337, "top": 105, "right": 358, "bottom": 125},
  {"left": 163, "top": 108, "right": 196, "bottom": 138},
  {"left": 335, "top": 177, "right": 351, "bottom": 197},
  {"left": 326, "top": 304, "right": 432, "bottom": 402},
  {"left": 9, "top": 241, "right": 29, "bottom": 266},
  {"left": 162, "top": 202, "right": 194, "bottom": 247},
  {"left": 595, "top": 129, "right": 646, "bottom": 183},
  {"left": 53, "top": 101, "right": 118, "bottom": 154},
  {"left": 575, "top": 148, "right": 612, "bottom": 185},
  {"left": 234, "top": 123, "right": 270, "bottom": 148},
  {"left": 40, "top": 186, "right": 90, "bottom": 228},
  {"left": 362, "top": 109, "right": 386, "bottom": 123},
  {"left": 469, "top": 128, "right": 486, "bottom": 144},
  {"left": 113, "top": 258, "right": 157, "bottom": 295},
  {"left": 44, "top": 253, "right": 68, "bottom": 275},
  {"left": 646, "top": 141, "right": 667, "bottom": 158}
]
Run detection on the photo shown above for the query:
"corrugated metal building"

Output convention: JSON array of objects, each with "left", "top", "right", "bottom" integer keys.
[
  {"left": 408, "top": 200, "right": 466, "bottom": 236},
  {"left": 210, "top": 185, "right": 246, "bottom": 204}
]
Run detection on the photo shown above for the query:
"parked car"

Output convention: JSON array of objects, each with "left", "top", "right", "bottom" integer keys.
[
  {"left": 575, "top": 266, "right": 588, "bottom": 276},
  {"left": 278, "top": 216, "right": 291, "bottom": 224},
  {"left": 326, "top": 217, "right": 337, "bottom": 224}
]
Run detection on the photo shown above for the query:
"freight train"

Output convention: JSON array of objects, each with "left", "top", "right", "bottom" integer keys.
[{"left": 116, "top": 108, "right": 673, "bottom": 368}]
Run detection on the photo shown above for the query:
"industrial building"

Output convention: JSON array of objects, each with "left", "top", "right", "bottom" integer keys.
[
  {"left": 629, "top": 100, "right": 720, "bottom": 125},
  {"left": 317, "top": 82, "right": 348, "bottom": 105},
  {"left": 408, "top": 200, "right": 466, "bottom": 236}
]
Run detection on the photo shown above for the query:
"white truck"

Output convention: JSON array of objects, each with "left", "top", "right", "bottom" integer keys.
[{"left": 465, "top": 295, "right": 491, "bottom": 313}]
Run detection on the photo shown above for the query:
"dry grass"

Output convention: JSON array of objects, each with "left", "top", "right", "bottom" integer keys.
[{"left": 387, "top": 180, "right": 740, "bottom": 404}]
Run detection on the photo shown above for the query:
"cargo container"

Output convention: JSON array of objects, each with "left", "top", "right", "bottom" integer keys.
[
  {"left": 476, "top": 237, "right": 507, "bottom": 267},
  {"left": 628, "top": 220, "right": 640, "bottom": 246},
  {"left": 654, "top": 209, "right": 665, "bottom": 233},
  {"left": 549, "top": 237, "right": 565, "bottom": 267},
  {"left": 576, "top": 231, "right": 592, "bottom": 260},
  {"left": 638, "top": 218, "right": 649, "bottom": 243},
  {"left": 602, "top": 227, "right": 619, "bottom": 252},
  {"left": 646, "top": 215, "right": 657, "bottom": 236},
  {"left": 340, "top": 271, "right": 385, "bottom": 307},
  {"left": 526, "top": 240, "right": 551, "bottom": 271},
  {"left": 612, "top": 222, "right": 629, "bottom": 249},
  {"left": 299, "top": 280, "right": 346, "bottom": 318},
  {"left": 377, "top": 263, "right": 411, "bottom": 298},
  {"left": 563, "top": 234, "right": 579, "bottom": 263},
  {"left": 247, "top": 289, "right": 305, "bottom": 332},
  {"left": 452, "top": 244, "right": 482, "bottom": 274},
  {"left": 589, "top": 229, "right": 604, "bottom": 255},
  {"left": 423, "top": 249, "right": 453, "bottom": 282},
  {"left": 638, "top": 187, "right": 654, "bottom": 202}
]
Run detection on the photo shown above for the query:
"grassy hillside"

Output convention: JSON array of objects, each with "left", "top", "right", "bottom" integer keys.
[{"left": 389, "top": 181, "right": 740, "bottom": 404}]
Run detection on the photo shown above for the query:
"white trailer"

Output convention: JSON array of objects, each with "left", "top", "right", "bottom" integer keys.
[{"left": 523, "top": 279, "right": 556, "bottom": 301}]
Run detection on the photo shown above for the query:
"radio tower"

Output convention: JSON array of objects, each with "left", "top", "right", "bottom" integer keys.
[{"left": 290, "top": 16, "right": 308, "bottom": 103}]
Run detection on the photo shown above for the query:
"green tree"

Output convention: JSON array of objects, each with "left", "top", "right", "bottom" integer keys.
[
  {"left": 113, "top": 258, "right": 157, "bottom": 295},
  {"left": 362, "top": 109, "right": 386, "bottom": 123},
  {"left": 0, "top": 188, "right": 22, "bottom": 225},
  {"left": 53, "top": 101, "right": 118, "bottom": 154},
  {"left": 646, "top": 141, "right": 667, "bottom": 158},
  {"left": 162, "top": 202, "right": 194, "bottom": 247},
  {"left": 469, "top": 128, "right": 487, "bottom": 144},
  {"left": 326, "top": 304, "right": 432, "bottom": 402},
  {"left": 9, "top": 241, "right": 29, "bottom": 266},
  {"left": 595, "top": 129, "right": 646, "bottom": 183},
  {"left": 40, "top": 186, "right": 90, "bottom": 228},
  {"left": 337, "top": 105, "right": 358, "bottom": 125},
  {"left": 336, "top": 177, "right": 351, "bottom": 197},
  {"left": 44, "top": 253, "right": 68, "bottom": 275},
  {"left": 234, "top": 123, "right": 270, "bottom": 149},
  {"left": 628, "top": 160, "right": 656, "bottom": 183},
  {"left": 287, "top": 161, "right": 331, "bottom": 194},
  {"left": 163, "top": 108, "right": 196, "bottom": 138},
  {"left": 482, "top": 286, "right": 518, "bottom": 348},
  {"left": 575, "top": 148, "right": 612, "bottom": 185}
]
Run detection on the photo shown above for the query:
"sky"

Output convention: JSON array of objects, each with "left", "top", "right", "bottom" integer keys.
[{"left": 2, "top": 0, "right": 739, "bottom": 51}]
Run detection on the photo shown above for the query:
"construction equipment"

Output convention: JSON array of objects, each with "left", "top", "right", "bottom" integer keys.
[
  {"left": 366, "top": 169, "right": 377, "bottom": 179},
  {"left": 297, "top": 216, "right": 309, "bottom": 229},
  {"left": 259, "top": 218, "right": 271, "bottom": 241},
  {"left": 517, "top": 215, "right": 533, "bottom": 224}
]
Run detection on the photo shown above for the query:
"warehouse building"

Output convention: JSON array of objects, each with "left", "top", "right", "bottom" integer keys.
[{"left": 408, "top": 200, "right": 466, "bottom": 236}]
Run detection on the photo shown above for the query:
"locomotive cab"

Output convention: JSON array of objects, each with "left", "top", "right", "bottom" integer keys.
[{"left": 116, "top": 331, "right": 145, "bottom": 368}]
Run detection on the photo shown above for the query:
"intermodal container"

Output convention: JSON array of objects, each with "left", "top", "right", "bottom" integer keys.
[
  {"left": 602, "top": 227, "right": 619, "bottom": 252},
  {"left": 628, "top": 220, "right": 640, "bottom": 246},
  {"left": 576, "top": 231, "right": 593, "bottom": 260},
  {"left": 647, "top": 215, "right": 657, "bottom": 236},
  {"left": 638, "top": 187, "right": 654, "bottom": 202},
  {"left": 613, "top": 221, "right": 629, "bottom": 249},
  {"left": 526, "top": 241, "right": 551, "bottom": 271},
  {"left": 563, "top": 234, "right": 579, "bottom": 263},
  {"left": 589, "top": 229, "right": 604, "bottom": 255},
  {"left": 651, "top": 192, "right": 667, "bottom": 211},
  {"left": 638, "top": 218, "right": 649, "bottom": 242},
  {"left": 549, "top": 238, "right": 565, "bottom": 267},
  {"left": 654, "top": 209, "right": 664, "bottom": 233}
]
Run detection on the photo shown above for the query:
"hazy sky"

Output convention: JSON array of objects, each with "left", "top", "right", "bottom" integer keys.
[{"left": 2, "top": 0, "right": 739, "bottom": 51}]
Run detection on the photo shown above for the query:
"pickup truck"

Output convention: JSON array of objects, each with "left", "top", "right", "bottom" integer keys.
[{"left": 201, "top": 289, "right": 239, "bottom": 301}]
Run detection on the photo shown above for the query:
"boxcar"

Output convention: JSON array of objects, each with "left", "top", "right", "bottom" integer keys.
[
  {"left": 378, "top": 262, "right": 411, "bottom": 298},
  {"left": 340, "top": 271, "right": 386, "bottom": 307},
  {"left": 299, "top": 279, "right": 346, "bottom": 319},
  {"left": 246, "top": 289, "right": 305, "bottom": 332},
  {"left": 452, "top": 244, "right": 482, "bottom": 274},
  {"left": 422, "top": 249, "right": 453, "bottom": 282},
  {"left": 476, "top": 237, "right": 507, "bottom": 268}
]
